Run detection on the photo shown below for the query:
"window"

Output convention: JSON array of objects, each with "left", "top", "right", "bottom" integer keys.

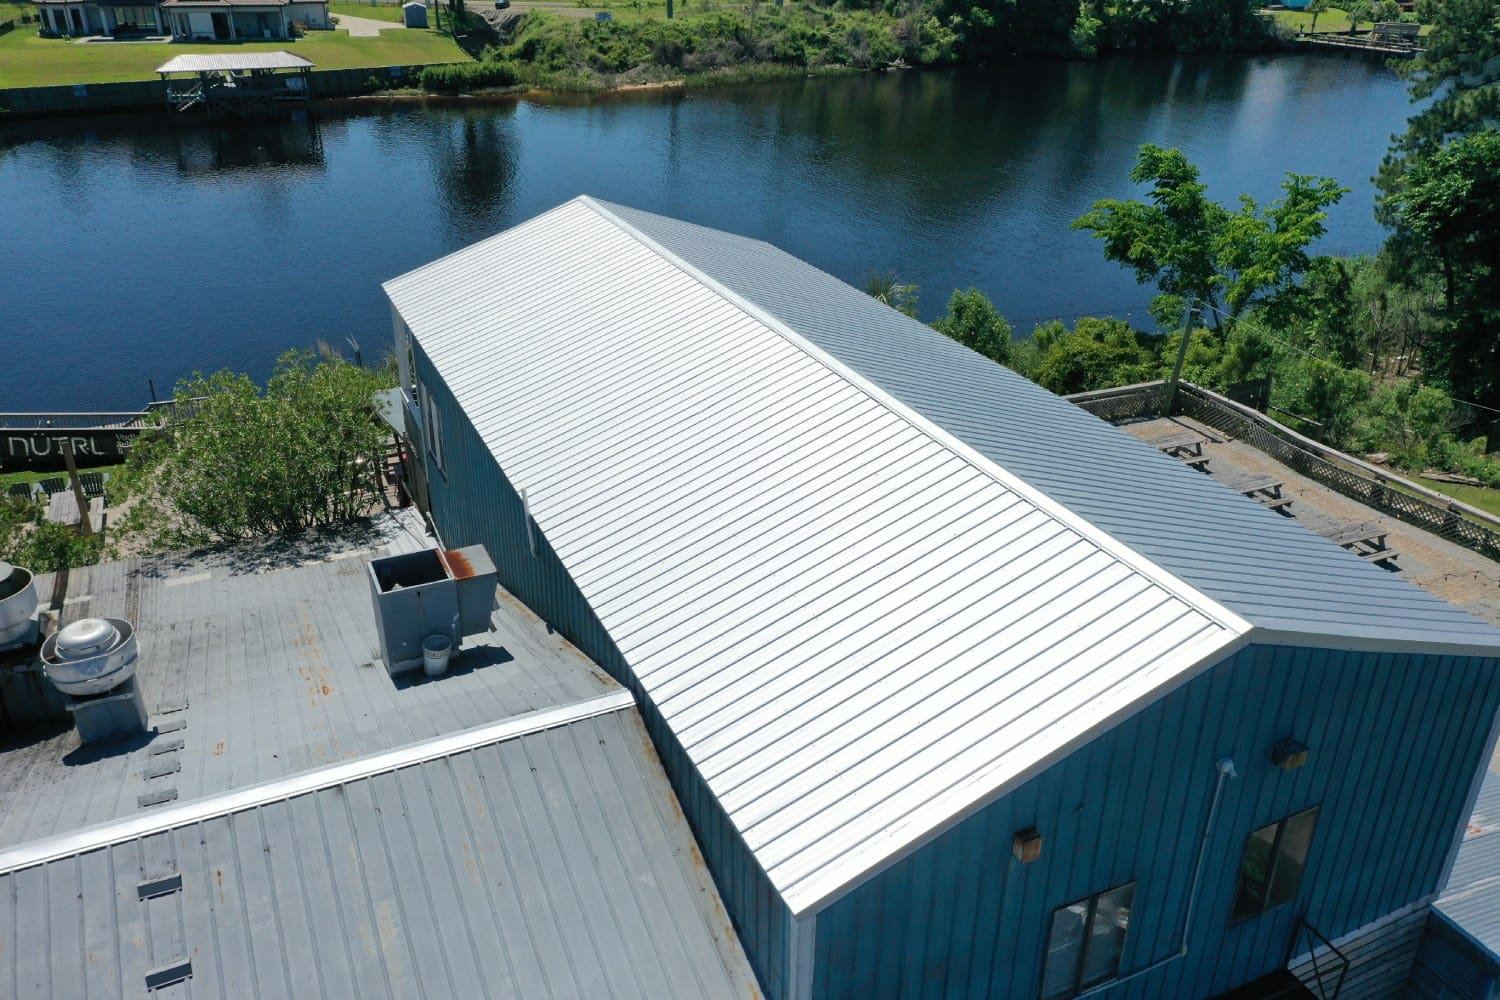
[
  {"left": 418, "top": 380, "right": 445, "bottom": 476},
  {"left": 1231, "top": 806, "right": 1319, "bottom": 924},
  {"left": 1041, "top": 882, "right": 1135, "bottom": 1000}
]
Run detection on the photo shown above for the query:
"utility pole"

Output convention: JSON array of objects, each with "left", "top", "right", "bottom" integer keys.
[
  {"left": 1162, "top": 300, "right": 1200, "bottom": 418},
  {"left": 61, "top": 439, "right": 93, "bottom": 537}
]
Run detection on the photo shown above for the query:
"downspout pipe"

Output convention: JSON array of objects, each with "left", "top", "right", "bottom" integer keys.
[{"left": 1076, "top": 755, "right": 1237, "bottom": 998}]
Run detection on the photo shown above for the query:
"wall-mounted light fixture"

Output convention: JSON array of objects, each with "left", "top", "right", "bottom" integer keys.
[
  {"left": 1012, "top": 827, "right": 1043, "bottom": 863},
  {"left": 1271, "top": 738, "right": 1310, "bottom": 771}
]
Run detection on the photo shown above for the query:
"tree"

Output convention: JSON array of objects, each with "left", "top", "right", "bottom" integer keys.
[
  {"left": 1381, "top": 0, "right": 1499, "bottom": 188},
  {"left": 1386, "top": 131, "right": 1500, "bottom": 409},
  {"left": 932, "top": 288, "right": 1013, "bottom": 365},
  {"left": 1072, "top": 144, "right": 1345, "bottom": 336},
  {"left": 1345, "top": 0, "right": 1373, "bottom": 32},
  {"left": 117, "top": 350, "right": 396, "bottom": 548},
  {"left": 1372, "top": 0, "right": 1401, "bottom": 23},
  {"left": 865, "top": 271, "right": 920, "bottom": 318},
  {"left": 1306, "top": 0, "right": 1330, "bottom": 34},
  {"left": 1027, "top": 317, "right": 1158, "bottom": 395}
]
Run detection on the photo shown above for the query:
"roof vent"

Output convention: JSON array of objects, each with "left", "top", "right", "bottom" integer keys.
[
  {"left": 40, "top": 617, "right": 149, "bottom": 742},
  {"left": 0, "top": 561, "right": 40, "bottom": 652},
  {"left": 368, "top": 545, "right": 497, "bottom": 676}
]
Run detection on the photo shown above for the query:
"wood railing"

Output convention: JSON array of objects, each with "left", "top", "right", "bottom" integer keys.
[{"left": 1067, "top": 380, "right": 1500, "bottom": 562}]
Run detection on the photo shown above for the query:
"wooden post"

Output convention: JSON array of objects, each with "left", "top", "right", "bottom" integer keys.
[{"left": 61, "top": 439, "right": 93, "bottom": 536}]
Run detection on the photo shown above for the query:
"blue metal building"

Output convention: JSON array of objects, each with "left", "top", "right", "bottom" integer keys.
[{"left": 385, "top": 197, "right": 1500, "bottom": 1000}]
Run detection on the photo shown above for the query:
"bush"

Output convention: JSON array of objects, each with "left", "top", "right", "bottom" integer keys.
[
  {"left": 419, "top": 60, "right": 520, "bottom": 92},
  {"left": 116, "top": 351, "right": 396, "bottom": 548},
  {"left": 0, "top": 496, "right": 105, "bottom": 573}
]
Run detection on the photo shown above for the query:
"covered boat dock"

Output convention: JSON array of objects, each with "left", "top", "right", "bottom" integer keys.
[{"left": 155, "top": 50, "right": 313, "bottom": 117}]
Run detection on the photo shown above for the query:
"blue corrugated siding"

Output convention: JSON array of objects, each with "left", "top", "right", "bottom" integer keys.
[
  {"left": 812, "top": 644, "right": 1500, "bottom": 1000},
  {"left": 409, "top": 340, "right": 794, "bottom": 999},
  {"left": 1408, "top": 912, "right": 1499, "bottom": 999}
]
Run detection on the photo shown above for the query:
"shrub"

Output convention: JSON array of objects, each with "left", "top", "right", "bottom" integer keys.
[{"left": 419, "top": 60, "right": 520, "bottom": 92}]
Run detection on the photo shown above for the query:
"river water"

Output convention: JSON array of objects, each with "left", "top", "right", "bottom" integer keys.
[{"left": 1, "top": 55, "right": 1413, "bottom": 411}]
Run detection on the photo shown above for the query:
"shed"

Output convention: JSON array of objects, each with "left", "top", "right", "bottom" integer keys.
[
  {"left": 384, "top": 197, "right": 1500, "bottom": 1000},
  {"left": 402, "top": 1, "right": 425, "bottom": 27}
]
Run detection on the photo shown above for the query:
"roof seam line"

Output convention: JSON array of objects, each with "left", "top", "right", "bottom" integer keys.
[{"left": 0, "top": 689, "right": 634, "bottom": 876}]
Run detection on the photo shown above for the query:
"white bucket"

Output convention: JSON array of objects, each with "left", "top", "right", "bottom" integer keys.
[{"left": 421, "top": 633, "right": 452, "bottom": 677}]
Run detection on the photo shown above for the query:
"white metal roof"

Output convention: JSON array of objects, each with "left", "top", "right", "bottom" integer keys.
[
  {"left": 385, "top": 198, "right": 1250, "bottom": 915},
  {"left": 155, "top": 51, "right": 313, "bottom": 74}
]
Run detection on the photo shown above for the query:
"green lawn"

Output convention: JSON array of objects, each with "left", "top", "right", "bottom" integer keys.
[
  {"left": 1, "top": 463, "right": 124, "bottom": 489},
  {"left": 1417, "top": 478, "right": 1500, "bottom": 520},
  {"left": 1268, "top": 8, "right": 1431, "bottom": 36},
  {"left": 329, "top": 2, "right": 408, "bottom": 23},
  {"left": 0, "top": 24, "right": 469, "bottom": 87}
]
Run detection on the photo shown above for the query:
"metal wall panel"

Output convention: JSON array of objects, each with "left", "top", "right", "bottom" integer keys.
[{"left": 809, "top": 644, "right": 1500, "bottom": 1000}]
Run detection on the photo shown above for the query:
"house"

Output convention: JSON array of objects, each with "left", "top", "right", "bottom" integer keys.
[
  {"left": 32, "top": 0, "right": 328, "bottom": 39},
  {"left": 0, "top": 511, "right": 758, "bottom": 997},
  {"left": 384, "top": 196, "right": 1500, "bottom": 1000}
]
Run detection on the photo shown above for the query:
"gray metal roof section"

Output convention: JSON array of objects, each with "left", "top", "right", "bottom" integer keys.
[
  {"left": 0, "top": 705, "right": 758, "bottom": 999},
  {"left": 1436, "top": 766, "right": 1500, "bottom": 961},
  {"left": 0, "top": 510, "right": 617, "bottom": 850},
  {"left": 155, "top": 51, "right": 314, "bottom": 74},
  {"left": 599, "top": 199, "right": 1500, "bottom": 652}
]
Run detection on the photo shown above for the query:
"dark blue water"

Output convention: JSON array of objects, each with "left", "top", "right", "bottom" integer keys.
[{"left": 0, "top": 55, "right": 1414, "bottom": 411}]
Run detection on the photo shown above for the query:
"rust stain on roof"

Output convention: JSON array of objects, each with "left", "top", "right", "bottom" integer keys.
[{"left": 442, "top": 548, "right": 476, "bottom": 580}]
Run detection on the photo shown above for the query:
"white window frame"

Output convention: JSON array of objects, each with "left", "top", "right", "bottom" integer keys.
[{"left": 419, "top": 380, "right": 445, "bottom": 477}]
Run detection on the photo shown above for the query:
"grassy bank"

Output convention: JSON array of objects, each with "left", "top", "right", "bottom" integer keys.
[{"left": 0, "top": 25, "right": 469, "bottom": 88}]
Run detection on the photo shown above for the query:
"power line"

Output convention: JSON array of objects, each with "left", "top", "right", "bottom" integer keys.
[{"left": 1197, "top": 301, "right": 1500, "bottom": 418}]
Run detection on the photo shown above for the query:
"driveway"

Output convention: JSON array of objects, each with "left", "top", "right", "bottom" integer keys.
[{"left": 333, "top": 11, "right": 398, "bottom": 35}]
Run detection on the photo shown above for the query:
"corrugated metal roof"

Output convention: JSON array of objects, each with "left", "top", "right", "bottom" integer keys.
[
  {"left": 0, "top": 509, "right": 617, "bottom": 850},
  {"left": 599, "top": 199, "right": 1500, "bottom": 654},
  {"left": 0, "top": 705, "right": 758, "bottom": 999},
  {"left": 155, "top": 52, "right": 314, "bottom": 74},
  {"left": 1436, "top": 766, "right": 1500, "bottom": 959},
  {"left": 384, "top": 198, "right": 1249, "bottom": 914}
]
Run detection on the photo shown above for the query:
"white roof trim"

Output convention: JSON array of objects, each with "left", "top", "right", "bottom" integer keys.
[
  {"left": 0, "top": 690, "right": 634, "bottom": 876},
  {"left": 582, "top": 196, "right": 1253, "bottom": 640}
]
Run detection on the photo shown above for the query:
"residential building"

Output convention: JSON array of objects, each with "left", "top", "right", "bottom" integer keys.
[
  {"left": 31, "top": 0, "right": 328, "bottom": 40},
  {"left": 384, "top": 196, "right": 1500, "bottom": 1000}
]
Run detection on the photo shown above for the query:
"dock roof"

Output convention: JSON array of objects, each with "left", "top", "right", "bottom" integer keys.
[
  {"left": 385, "top": 197, "right": 1253, "bottom": 914},
  {"left": 155, "top": 51, "right": 314, "bottom": 74}
]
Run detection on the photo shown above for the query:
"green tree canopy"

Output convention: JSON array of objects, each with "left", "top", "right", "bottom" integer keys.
[
  {"left": 932, "top": 288, "right": 1013, "bottom": 365},
  {"left": 1386, "top": 130, "right": 1500, "bottom": 409},
  {"left": 117, "top": 350, "right": 396, "bottom": 548},
  {"left": 1072, "top": 144, "right": 1345, "bottom": 334}
]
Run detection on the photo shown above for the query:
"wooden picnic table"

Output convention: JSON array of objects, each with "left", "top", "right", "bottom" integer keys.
[
  {"left": 1317, "top": 520, "right": 1399, "bottom": 565},
  {"left": 46, "top": 491, "right": 105, "bottom": 533},
  {"left": 1147, "top": 430, "right": 1205, "bottom": 457},
  {"left": 1145, "top": 429, "right": 1211, "bottom": 470},
  {"left": 1221, "top": 473, "right": 1294, "bottom": 511}
]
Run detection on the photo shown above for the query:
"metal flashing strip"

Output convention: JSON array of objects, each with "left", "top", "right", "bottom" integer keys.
[
  {"left": 0, "top": 689, "right": 633, "bottom": 875},
  {"left": 581, "top": 196, "right": 1253, "bottom": 642},
  {"left": 1250, "top": 625, "right": 1500, "bottom": 659}
]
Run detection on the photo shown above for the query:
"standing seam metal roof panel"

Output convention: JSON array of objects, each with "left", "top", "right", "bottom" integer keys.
[
  {"left": 0, "top": 708, "right": 758, "bottom": 1000},
  {"left": 597, "top": 199, "right": 1500, "bottom": 653},
  {"left": 384, "top": 197, "right": 1248, "bottom": 914},
  {"left": 1435, "top": 767, "right": 1500, "bottom": 960}
]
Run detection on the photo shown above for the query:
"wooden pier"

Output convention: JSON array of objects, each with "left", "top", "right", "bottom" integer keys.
[{"left": 1291, "top": 22, "right": 1424, "bottom": 58}]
